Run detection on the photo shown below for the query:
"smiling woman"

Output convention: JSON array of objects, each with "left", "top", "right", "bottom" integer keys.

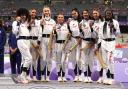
[{"left": 12, "top": 8, "right": 33, "bottom": 84}]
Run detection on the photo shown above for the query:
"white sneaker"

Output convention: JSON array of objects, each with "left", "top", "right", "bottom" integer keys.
[
  {"left": 88, "top": 77, "right": 92, "bottom": 83},
  {"left": 78, "top": 73, "right": 84, "bottom": 82},
  {"left": 103, "top": 78, "right": 109, "bottom": 84},
  {"left": 26, "top": 76, "right": 33, "bottom": 82},
  {"left": 78, "top": 76, "right": 83, "bottom": 82},
  {"left": 40, "top": 76, "right": 45, "bottom": 82},
  {"left": 73, "top": 76, "right": 79, "bottom": 82},
  {"left": 63, "top": 77, "right": 67, "bottom": 82},
  {"left": 97, "top": 77, "right": 103, "bottom": 83},
  {"left": 83, "top": 77, "right": 89, "bottom": 83},
  {"left": 46, "top": 76, "right": 50, "bottom": 82},
  {"left": 17, "top": 75, "right": 29, "bottom": 84},
  {"left": 107, "top": 79, "right": 115, "bottom": 85},
  {"left": 58, "top": 76, "right": 63, "bottom": 82},
  {"left": 33, "top": 76, "right": 38, "bottom": 81}
]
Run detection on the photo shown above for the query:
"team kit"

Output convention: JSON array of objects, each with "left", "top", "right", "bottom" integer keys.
[{"left": 11, "top": 6, "right": 120, "bottom": 85}]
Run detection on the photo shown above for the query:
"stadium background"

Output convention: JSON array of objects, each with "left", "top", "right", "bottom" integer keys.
[{"left": 0, "top": 0, "right": 128, "bottom": 33}]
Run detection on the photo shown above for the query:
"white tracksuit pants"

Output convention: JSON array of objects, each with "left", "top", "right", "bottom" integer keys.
[
  {"left": 81, "top": 40, "right": 95, "bottom": 73},
  {"left": 101, "top": 40, "right": 116, "bottom": 74},
  {"left": 53, "top": 43, "right": 66, "bottom": 72},
  {"left": 30, "top": 40, "right": 39, "bottom": 71},
  {"left": 40, "top": 37, "right": 52, "bottom": 71},
  {"left": 67, "top": 37, "right": 81, "bottom": 70},
  {"left": 17, "top": 40, "right": 32, "bottom": 69}
]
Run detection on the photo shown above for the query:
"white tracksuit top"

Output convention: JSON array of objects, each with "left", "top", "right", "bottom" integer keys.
[
  {"left": 55, "top": 23, "right": 69, "bottom": 41},
  {"left": 68, "top": 18, "right": 80, "bottom": 37},
  {"left": 12, "top": 21, "right": 30, "bottom": 37},
  {"left": 99, "top": 19, "right": 120, "bottom": 39},
  {"left": 92, "top": 20, "right": 104, "bottom": 44},
  {"left": 42, "top": 18, "right": 56, "bottom": 34},
  {"left": 30, "top": 19, "right": 42, "bottom": 41},
  {"left": 80, "top": 19, "right": 97, "bottom": 39}
]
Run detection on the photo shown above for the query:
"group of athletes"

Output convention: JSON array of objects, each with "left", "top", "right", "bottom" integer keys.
[{"left": 11, "top": 6, "right": 120, "bottom": 85}]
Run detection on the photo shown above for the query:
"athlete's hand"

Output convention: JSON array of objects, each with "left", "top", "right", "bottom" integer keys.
[
  {"left": 40, "top": 18, "right": 46, "bottom": 25},
  {"left": 16, "top": 16, "right": 21, "bottom": 22},
  {"left": 94, "top": 48, "right": 99, "bottom": 55}
]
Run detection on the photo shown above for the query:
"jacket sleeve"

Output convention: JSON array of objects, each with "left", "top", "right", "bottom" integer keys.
[
  {"left": 0, "top": 28, "right": 6, "bottom": 48},
  {"left": 95, "top": 22, "right": 104, "bottom": 49},
  {"left": 12, "top": 21, "right": 19, "bottom": 36},
  {"left": 37, "top": 20, "right": 42, "bottom": 45},
  {"left": 114, "top": 20, "right": 120, "bottom": 36}
]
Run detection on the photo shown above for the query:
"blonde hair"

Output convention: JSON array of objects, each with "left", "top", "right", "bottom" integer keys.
[
  {"left": 42, "top": 6, "right": 51, "bottom": 17},
  {"left": 43, "top": 6, "right": 51, "bottom": 12}
]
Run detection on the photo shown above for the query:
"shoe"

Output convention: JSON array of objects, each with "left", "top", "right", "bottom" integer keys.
[
  {"left": 97, "top": 77, "right": 103, "bottom": 83},
  {"left": 73, "top": 76, "right": 79, "bottom": 82},
  {"left": 83, "top": 77, "right": 89, "bottom": 83},
  {"left": 107, "top": 79, "right": 115, "bottom": 85},
  {"left": 63, "top": 77, "right": 67, "bottom": 82},
  {"left": 46, "top": 76, "right": 50, "bottom": 82},
  {"left": 40, "top": 76, "right": 45, "bottom": 82},
  {"left": 88, "top": 77, "right": 92, "bottom": 83},
  {"left": 58, "top": 77, "right": 63, "bottom": 82},
  {"left": 33, "top": 76, "right": 38, "bottom": 82},
  {"left": 103, "top": 78, "right": 109, "bottom": 84},
  {"left": 17, "top": 75, "right": 29, "bottom": 84},
  {"left": 78, "top": 75, "right": 83, "bottom": 82},
  {"left": 26, "top": 76, "right": 33, "bottom": 82}
]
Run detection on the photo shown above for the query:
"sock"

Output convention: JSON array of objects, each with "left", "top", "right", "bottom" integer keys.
[
  {"left": 84, "top": 71, "right": 87, "bottom": 76},
  {"left": 106, "top": 69, "right": 111, "bottom": 78},
  {"left": 42, "top": 66, "right": 46, "bottom": 75},
  {"left": 99, "top": 68, "right": 103, "bottom": 77},
  {"left": 33, "top": 67, "right": 36, "bottom": 76},
  {"left": 74, "top": 64, "right": 78, "bottom": 75},
  {"left": 79, "top": 69, "right": 82, "bottom": 75},
  {"left": 21, "top": 67, "right": 27, "bottom": 77},
  {"left": 58, "top": 68, "right": 65, "bottom": 77},
  {"left": 58, "top": 68, "right": 62, "bottom": 77},
  {"left": 111, "top": 74, "right": 114, "bottom": 79},
  {"left": 88, "top": 66, "right": 92, "bottom": 76},
  {"left": 62, "top": 71, "right": 65, "bottom": 77},
  {"left": 47, "top": 71, "right": 50, "bottom": 76}
]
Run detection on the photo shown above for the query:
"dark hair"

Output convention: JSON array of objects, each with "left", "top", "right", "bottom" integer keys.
[
  {"left": 82, "top": 9, "right": 91, "bottom": 19},
  {"left": 54, "top": 11, "right": 65, "bottom": 22},
  {"left": 105, "top": 9, "right": 114, "bottom": 21},
  {"left": 56, "top": 11, "right": 64, "bottom": 17},
  {"left": 82, "top": 9, "right": 89, "bottom": 13},
  {"left": 16, "top": 8, "right": 31, "bottom": 22},
  {"left": 71, "top": 8, "right": 81, "bottom": 22}
]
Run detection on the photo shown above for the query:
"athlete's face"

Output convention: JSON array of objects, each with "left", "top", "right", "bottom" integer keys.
[
  {"left": 71, "top": 10, "right": 78, "bottom": 19},
  {"left": 43, "top": 8, "right": 51, "bottom": 17},
  {"left": 57, "top": 14, "right": 64, "bottom": 24},
  {"left": 82, "top": 11, "right": 89, "bottom": 19},
  {"left": 20, "top": 15, "right": 27, "bottom": 22},
  {"left": 93, "top": 10, "right": 100, "bottom": 20},
  {"left": 30, "top": 9, "right": 37, "bottom": 19},
  {"left": 105, "top": 10, "right": 113, "bottom": 19}
]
